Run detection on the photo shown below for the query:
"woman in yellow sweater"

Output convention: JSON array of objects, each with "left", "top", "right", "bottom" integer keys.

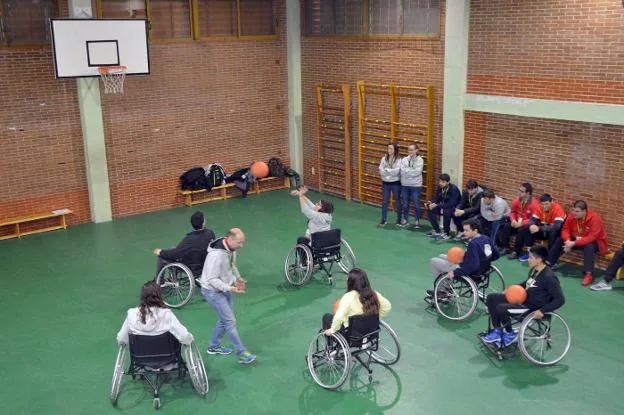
[{"left": 323, "top": 268, "right": 392, "bottom": 336}]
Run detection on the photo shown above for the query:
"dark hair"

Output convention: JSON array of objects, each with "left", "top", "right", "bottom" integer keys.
[
  {"left": 408, "top": 142, "right": 419, "bottom": 151},
  {"left": 528, "top": 244, "right": 549, "bottom": 263},
  {"left": 466, "top": 179, "right": 478, "bottom": 190},
  {"left": 521, "top": 182, "right": 533, "bottom": 195},
  {"left": 462, "top": 217, "right": 481, "bottom": 232},
  {"left": 347, "top": 268, "right": 380, "bottom": 315},
  {"left": 385, "top": 143, "right": 400, "bottom": 164},
  {"left": 439, "top": 173, "right": 451, "bottom": 182},
  {"left": 319, "top": 200, "right": 334, "bottom": 214},
  {"left": 573, "top": 200, "right": 588, "bottom": 210},
  {"left": 139, "top": 281, "right": 167, "bottom": 324},
  {"left": 482, "top": 189, "right": 496, "bottom": 199},
  {"left": 539, "top": 193, "right": 553, "bottom": 203},
  {"left": 191, "top": 211, "right": 204, "bottom": 230}
]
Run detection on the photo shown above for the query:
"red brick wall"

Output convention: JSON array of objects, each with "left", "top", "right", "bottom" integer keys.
[
  {"left": 468, "top": 0, "right": 624, "bottom": 105},
  {"left": 301, "top": 2, "right": 446, "bottom": 200},
  {"left": 0, "top": 1, "right": 288, "bottom": 223}
]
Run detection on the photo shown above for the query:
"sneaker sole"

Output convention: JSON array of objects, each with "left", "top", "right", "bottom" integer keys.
[
  {"left": 239, "top": 358, "right": 256, "bottom": 364},
  {"left": 207, "top": 350, "right": 233, "bottom": 355},
  {"left": 591, "top": 287, "right": 612, "bottom": 291}
]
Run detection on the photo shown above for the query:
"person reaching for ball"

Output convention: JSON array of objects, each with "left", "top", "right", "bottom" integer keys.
[
  {"left": 425, "top": 218, "right": 499, "bottom": 305},
  {"left": 481, "top": 244, "right": 565, "bottom": 346},
  {"left": 292, "top": 185, "right": 333, "bottom": 240}
]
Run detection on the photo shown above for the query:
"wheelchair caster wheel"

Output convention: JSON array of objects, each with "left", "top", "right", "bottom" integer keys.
[
  {"left": 368, "top": 375, "right": 372, "bottom": 383},
  {"left": 153, "top": 397, "right": 161, "bottom": 409},
  {"left": 328, "top": 278, "right": 334, "bottom": 286}
]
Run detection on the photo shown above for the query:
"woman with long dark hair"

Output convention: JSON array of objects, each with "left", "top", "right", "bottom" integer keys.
[
  {"left": 117, "top": 281, "right": 194, "bottom": 345},
  {"left": 379, "top": 143, "right": 402, "bottom": 227},
  {"left": 322, "top": 268, "right": 391, "bottom": 336}
]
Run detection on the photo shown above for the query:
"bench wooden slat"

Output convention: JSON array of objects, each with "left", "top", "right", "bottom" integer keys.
[
  {"left": 179, "top": 177, "right": 289, "bottom": 207},
  {"left": 0, "top": 209, "right": 73, "bottom": 241},
  {"left": 0, "top": 210, "right": 71, "bottom": 227}
]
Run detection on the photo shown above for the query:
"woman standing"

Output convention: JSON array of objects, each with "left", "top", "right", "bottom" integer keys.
[{"left": 379, "top": 143, "right": 402, "bottom": 226}]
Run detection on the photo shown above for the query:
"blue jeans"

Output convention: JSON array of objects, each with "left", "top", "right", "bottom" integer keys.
[
  {"left": 382, "top": 182, "right": 402, "bottom": 223},
  {"left": 480, "top": 217, "right": 503, "bottom": 247},
  {"left": 427, "top": 206, "right": 453, "bottom": 234},
  {"left": 401, "top": 186, "right": 422, "bottom": 223},
  {"left": 202, "top": 288, "right": 246, "bottom": 355}
]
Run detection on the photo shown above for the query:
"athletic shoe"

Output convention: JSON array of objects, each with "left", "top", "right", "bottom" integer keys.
[
  {"left": 413, "top": 221, "right": 421, "bottom": 229},
  {"left": 426, "top": 289, "right": 451, "bottom": 300},
  {"left": 481, "top": 328, "right": 503, "bottom": 344},
  {"left": 507, "top": 252, "right": 519, "bottom": 260},
  {"left": 590, "top": 280, "right": 613, "bottom": 291},
  {"left": 502, "top": 331, "right": 518, "bottom": 346},
  {"left": 378, "top": 220, "right": 387, "bottom": 227},
  {"left": 453, "top": 232, "right": 465, "bottom": 241},
  {"left": 399, "top": 219, "right": 409, "bottom": 227},
  {"left": 436, "top": 233, "right": 451, "bottom": 241},
  {"left": 582, "top": 272, "right": 593, "bottom": 287},
  {"left": 238, "top": 351, "right": 257, "bottom": 364},
  {"left": 207, "top": 346, "right": 233, "bottom": 355},
  {"left": 425, "top": 230, "right": 441, "bottom": 237},
  {"left": 518, "top": 253, "right": 529, "bottom": 262}
]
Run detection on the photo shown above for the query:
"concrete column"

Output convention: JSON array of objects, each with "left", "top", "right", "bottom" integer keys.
[
  {"left": 442, "top": 0, "right": 470, "bottom": 186},
  {"left": 286, "top": 0, "right": 304, "bottom": 181},
  {"left": 69, "top": 0, "right": 113, "bottom": 222}
]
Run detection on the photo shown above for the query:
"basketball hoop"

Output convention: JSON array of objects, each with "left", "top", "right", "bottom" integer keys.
[{"left": 98, "top": 66, "right": 127, "bottom": 94}]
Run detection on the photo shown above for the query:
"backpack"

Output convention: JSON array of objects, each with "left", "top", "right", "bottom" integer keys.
[
  {"left": 205, "top": 164, "right": 226, "bottom": 190},
  {"left": 180, "top": 167, "right": 208, "bottom": 190},
  {"left": 267, "top": 157, "right": 285, "bottom": 177}
]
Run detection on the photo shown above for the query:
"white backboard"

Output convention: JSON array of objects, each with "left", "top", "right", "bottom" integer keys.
[{"left": 51, "top": 19, "right": 150, "bottom": 79}]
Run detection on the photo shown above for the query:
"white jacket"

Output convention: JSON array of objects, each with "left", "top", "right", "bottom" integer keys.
[
  {"left": 399, "top": 155, "right": 424, "bottom": 187},
  {"left": 117, "top": 307, "right": 194, "bottom": 345},
  {"left": 379, "top": 156, "right": 401, "bottom": 183}
]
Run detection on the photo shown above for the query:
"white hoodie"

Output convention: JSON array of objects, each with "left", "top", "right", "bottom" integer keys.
[
  {"left": 399, "top": 155, "right": 424, "bottom": 187},
  {"left": 379, "top": 156, "right": 401, "bottom": 183},
  {"left": 116, "top": 307, "right": 194, "bottom": 345}
]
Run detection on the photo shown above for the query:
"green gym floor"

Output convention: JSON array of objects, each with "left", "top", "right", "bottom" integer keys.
[{"left": 2, "top": 190, "right": 623, "bottom": 414}]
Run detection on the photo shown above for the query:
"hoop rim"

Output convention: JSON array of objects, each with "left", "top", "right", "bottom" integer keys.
[{"left": 98, "top": 65, "right": 127, "bottom": 75}]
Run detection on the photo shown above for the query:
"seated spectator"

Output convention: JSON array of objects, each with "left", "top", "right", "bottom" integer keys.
[
  {"left": 499, "top": 182, "right": 540, "bottom": 260},
  {"left": 452, "top": 179, "right": 484, "bottom": 241},
  {"left": 548, "top": 200, "right": 608, "bottom": 286},
  {"left": 480, "top": 244, "right": 565, "bottom": 346},
  {"left": 479, "top": 189, "right": 510, "bottom": 251},
  {"left": 153, "top": 211, "right": 215, "bottom": 277},
  {"left": 522, "top": 194, "right": 566, "bottom": 261},
  {"left": 425, "top": 173, "right": 461, "bottom": 241},
  {"left": 591, "top": 245, "right": 624, "bottom": 291}
]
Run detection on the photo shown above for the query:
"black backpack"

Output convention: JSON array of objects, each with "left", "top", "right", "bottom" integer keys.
[
  {"left": 267, "top": 157, "right": 285, "bottom": 177},
  {"left": 180, "top": 167, "right": 208, "bottom": 190},
  {"left": 205, "top": 164, "right": 226, "bottom": 190}
]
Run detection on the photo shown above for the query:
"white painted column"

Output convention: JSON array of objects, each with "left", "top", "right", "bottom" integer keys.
[
  {"left": 286, "top": 0, "right": 304, "bottom": 181},
  {"left": 442, "top": 0, "right": 470, "bottom": 186},
  {"left": 69, "top": 0, "right": 113, "bottom": 222}
]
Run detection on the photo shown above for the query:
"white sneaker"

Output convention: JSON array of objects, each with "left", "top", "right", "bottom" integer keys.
[{"left": 590, "top": 280, "right": 612, "bottom": 291}]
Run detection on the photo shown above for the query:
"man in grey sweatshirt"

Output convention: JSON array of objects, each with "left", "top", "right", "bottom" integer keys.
[
  {"left": 479, "top": 189, "right": 511, "bottom": 251},
  {"left": 200, "top": 228, "right": 256, "bottom": 364}
]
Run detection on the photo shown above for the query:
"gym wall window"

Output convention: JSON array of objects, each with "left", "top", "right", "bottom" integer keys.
[
  {"left": 0, "top": 0, "right": 58, "bottom": 46},
  {"left": 305, "top": 0, "right": 439, "bottom": 39}
]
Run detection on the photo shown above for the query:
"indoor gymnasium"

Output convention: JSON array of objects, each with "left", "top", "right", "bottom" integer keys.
[{"left": 1, "top": 1, "right": 624, "bottom": 414}]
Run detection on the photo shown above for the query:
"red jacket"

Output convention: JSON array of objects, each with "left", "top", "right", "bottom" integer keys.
[
  {"left": 510, "top": 196, "right": 540, "bottom": 226},
  {"left": 532, "top": 202, "right": 566, "bottom": 225},
  {"left": 561, "top": 208, "right": 608, "bottom": 254}
]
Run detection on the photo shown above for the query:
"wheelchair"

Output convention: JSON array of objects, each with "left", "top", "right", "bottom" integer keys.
[
  {"left": 478, "top": 309, "right": 571, "bottom": 366},
  {"left": 306, "top": 315, "right": 400, "bottom": 390},
  {"left": 284, "top": 229, "right": 356, "bottom": 286},
  {"left": 427, "top": 261, "right": 505, "bottom": 321},
  {"left": 110, "top": 332, "right": 209, "bottom": 409},
  {"left": 155, "top": 246, "right": 206, "bottom": 308}
]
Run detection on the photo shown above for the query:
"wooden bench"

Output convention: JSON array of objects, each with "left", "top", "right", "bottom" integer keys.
[
  {"left": 180, "top": 177, "right": 289, "bottom": 207},
  {"left": 0, "top": 209, "right": 73, "bottom": 240}
]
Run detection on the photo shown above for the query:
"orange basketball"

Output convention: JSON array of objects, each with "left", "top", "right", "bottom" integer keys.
[
  {"left": 250, "top": 161, "right": 269, "bottom": 178},
  {"left": 505, "top": 285, "right": 527, "bottom": 305},
  {"left": 447, "top": 246, "right": 465, "bottom": 264},
  {"left": 333, "top": 299, "right": 340, "bottom": 314}
]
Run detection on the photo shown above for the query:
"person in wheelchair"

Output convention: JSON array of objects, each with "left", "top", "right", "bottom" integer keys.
[
  {"left": 153, "top": 211, "right": 215, "bottom": 277},
  {"left": 117, "top": 281, "right": 194, "bottom": 346},
  {"left": 322, "top": 268, "right": 391, "bottom": 336},
  {"left": 481, "top": 244, "right": 565, "bottom": 346},
  {"left": 292, "top": 185, "right": 333, "bottom": 242},
  {"left": 425, "top": 218, "right": 499, "bottom": 304}
]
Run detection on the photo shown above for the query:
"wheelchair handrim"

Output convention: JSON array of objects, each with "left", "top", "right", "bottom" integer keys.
[
  {"left": 184, "top": 342, "right": 209, "bottom": 396},
  {"left": 434, "top": 275, "right": 478, "bottom": 321},
  {"left": 307, "top": 332, "right": 351, "bottom": 390},
  {"left": 371, "top": 320, "right": 401, "bottom": 366},
  {"left": 110, "top": 345, "right": 127, "bottom": 405},
  {"left": 156, "top": 264, "right": 195, "bottom": 308},
  {"left": 518, "top": 312, "right": 571, "bottom": 366},
  {"left": 284, "top": 245, "right": 312, "bottom": 286}
]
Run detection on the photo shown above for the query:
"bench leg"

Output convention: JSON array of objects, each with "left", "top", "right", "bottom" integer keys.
[
  {"left": 61, "top": 214, "right": 67, "bottom": 230},
  {"left": 16, "top": 223, "right": 20, "bottom": 238}
]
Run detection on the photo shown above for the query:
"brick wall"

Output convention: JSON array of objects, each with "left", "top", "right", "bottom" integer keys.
[
  {"left": 0, "top": 1, "right": 288, "bottom": 223},
  {"left": 301, "top": 1, "right": 446, "bottom": 200},
  {"left": 467, "top": 0, "right": 624, "bottom": 104}
]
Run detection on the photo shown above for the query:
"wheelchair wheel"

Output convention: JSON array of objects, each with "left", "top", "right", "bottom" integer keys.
[
  {"left": 183, "top": 342, "right": 209, "bottom": 396},
  {"left": 110, "top": 344, "right": 127, "bottom": 405},
  {"left": 284, "top": 244, "right": 312, "bottom": 286},
  {"left": 337, "top": 239, "right": 356, "bottom": 274},
  {"left": 156, "top": 263, "right": 194, "bottom": 308},
  {"left": 307, "top": 331, "right": 351, "bottom": 390},
  {"left": 371, "top": 320, "right": 401, "bottom": 366},
  {"left": 434, "top": 274, "right": 478, "bottom": 321},
  {"left": 481, "top": 265, "right": 505, "bottom": 299},
  {"left": 518, "top": 312, "right": 571, "bottom": 366}
]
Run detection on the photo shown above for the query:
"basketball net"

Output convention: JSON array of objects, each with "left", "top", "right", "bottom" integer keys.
[{"left": 98, "top": 66, "right": 127, "bottom": 94}]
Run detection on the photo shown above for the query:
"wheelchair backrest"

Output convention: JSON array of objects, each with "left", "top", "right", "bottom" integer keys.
[
  {"left": 347, "top": 314, "right": 380, "bottom": 348},
  {"left": 180, "top": 247, "right": 208, "bottom": 276},
  {"left": 477, "top": 259, "right": 493, "bottom": 277},
  {"left": 311, "top": 229, "right": 341, "bottom": 256},
  {"left": 129, "top": 332, "right": 182, "bottom": 368}
]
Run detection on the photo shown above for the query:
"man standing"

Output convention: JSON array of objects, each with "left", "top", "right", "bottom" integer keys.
[
  {"left": 452, "top": 179, "right": 484, "bottom": 241},
  {"left": 200, "top": 228, "right": 256, "bottom": 364},
  {"left": 153, "top": 211, "right": 215, "bottom": 277},
  {"left": 425, "top": 173, "right": 461, "bottom": 241},
  {"left": 399, "top": 143, "right": 424, "bottom": 228},
  {"left": 548, "top": 200, "right": 608, "bottom": 286}
]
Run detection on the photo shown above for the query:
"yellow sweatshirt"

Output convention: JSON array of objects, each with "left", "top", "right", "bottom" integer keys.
[{"left": 330, "top": 290, "right": 392, "bottom": 333}]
